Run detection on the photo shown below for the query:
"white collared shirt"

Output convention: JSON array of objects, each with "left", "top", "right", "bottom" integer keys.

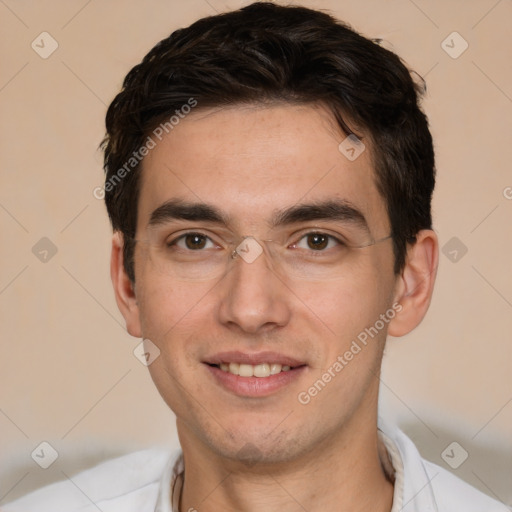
[{"left": 3, "top": 424, "right": 508, "bottom": 512}]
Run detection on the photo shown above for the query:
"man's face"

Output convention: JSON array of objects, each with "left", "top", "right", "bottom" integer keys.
[{"left": 129, "top": 103, "right": 399, "bottom": 464}]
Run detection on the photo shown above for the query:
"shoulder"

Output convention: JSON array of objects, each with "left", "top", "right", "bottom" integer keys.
[
  {"left": 2, "top": 447, "right": 178, "bottom": 512},
  {"left": 423, "top": 459, "right": 510, "bottom": 512},
  {"left": 383, "top": 425, "right": 510, "bottom": 512}
]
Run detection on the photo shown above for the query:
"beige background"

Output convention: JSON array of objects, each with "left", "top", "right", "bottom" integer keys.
[{"left": 1, "top": 0, "right": 511, "bottom": 506}]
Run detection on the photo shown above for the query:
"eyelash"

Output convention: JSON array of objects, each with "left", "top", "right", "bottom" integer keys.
[{"left": 166, "top": 231, "right": 345, "bottom": 251}]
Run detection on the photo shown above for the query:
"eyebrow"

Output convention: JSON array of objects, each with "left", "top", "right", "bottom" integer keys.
[
  {"left": 272, "top": 200, "right": 370, "bottom": 232},
  {"left": 149, "top": 199, "right": 230, "bottom": 226},
  {"left": 148, "top": 198, "right": 370, "bottom": 232}
]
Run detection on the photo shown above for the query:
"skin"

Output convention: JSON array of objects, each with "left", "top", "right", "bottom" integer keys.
[{"left": 111, "top": 103, "right": 438, "bottom": 512}]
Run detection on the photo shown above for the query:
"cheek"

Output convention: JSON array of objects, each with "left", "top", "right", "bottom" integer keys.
[
  {"left": 294, "top": 260, "right": 393, "bottom": 340},
  {"left": 136, "top": 273, "right": 213, "bottom": 354},
  {"left": 137, "top": 278, "right": 212, "bottom": 410}
]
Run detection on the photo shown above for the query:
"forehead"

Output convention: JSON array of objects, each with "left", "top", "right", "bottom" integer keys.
[{"left": 136, "top": 103, "right": 389, "bottom": 235}]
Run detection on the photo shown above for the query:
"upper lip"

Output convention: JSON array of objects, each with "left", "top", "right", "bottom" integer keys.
[{"left": 204, "top": 351, "right": 306, "bottom": 367}]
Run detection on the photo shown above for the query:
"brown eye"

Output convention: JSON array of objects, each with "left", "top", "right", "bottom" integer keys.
[
  {"left": 306, "top": 233, "right": 329, "bottom": 250},
  {"left": 166, "top": 232, "right": 220, "bottom": 252},
  {"left": 184, "top": 233, "right": 208, "bottom": 250}
]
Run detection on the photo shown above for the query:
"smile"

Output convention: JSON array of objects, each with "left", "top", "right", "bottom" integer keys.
[
  {"left": 203, "top": 352, "right": 307, "bottom": 397},
  {"left": 215, "top": 362, "right": 292, "bottom": 378}
]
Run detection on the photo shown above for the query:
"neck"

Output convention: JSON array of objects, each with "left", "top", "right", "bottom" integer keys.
[{"left": 177, "top": 417, "right": 394, "bottom": 512}]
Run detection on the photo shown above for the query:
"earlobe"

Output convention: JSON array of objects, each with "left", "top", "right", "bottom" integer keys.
[
  {"left": 387, "top": 230, "right": 439, "bottom": 337},
  {"left": 110, "top": 231, "right": 142, "bottom": 338}
]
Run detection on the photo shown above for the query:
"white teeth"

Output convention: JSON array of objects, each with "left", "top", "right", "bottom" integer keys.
[
  {"left": 218, "top": 362, "right": 293, "bottom": 377},
  {"left": 270, "top": 363, "right": 282, "bottom": 375},
  {"left": 238, "top": 364, "right": 253, "bottom": 377},
  {"left": 253, "top": 363, "right": 270, "bottom": 377}
]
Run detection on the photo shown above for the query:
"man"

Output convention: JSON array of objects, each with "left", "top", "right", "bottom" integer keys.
[{"left": 4, "top": 2, "right": 508, "bottom": 511}]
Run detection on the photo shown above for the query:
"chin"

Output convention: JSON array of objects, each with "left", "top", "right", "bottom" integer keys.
[{"left": 199, "top": 418, "right": 314, "bottom": 467}]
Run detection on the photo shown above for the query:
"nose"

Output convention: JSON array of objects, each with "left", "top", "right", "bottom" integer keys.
[{"left": 216, "top": 241, "right": 292, "bottom": 335}]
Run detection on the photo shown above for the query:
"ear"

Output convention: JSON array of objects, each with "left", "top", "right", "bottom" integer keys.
[
  {"left": 387, "top": 229, "right": 438, "bottom": 337},
  {"left": 110, "top": 231, "right": 142, "bottom": 338}
]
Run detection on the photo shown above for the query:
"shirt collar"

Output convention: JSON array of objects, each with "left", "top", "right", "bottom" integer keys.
[
  {"left": 379, "top": 420, "right": 439, "bottom": 512},
  {"left": 155, "top": 425, "right": 439, "bottom": 512},
  {"left": 154, "top": 450, "right": 183, "bottom": 512}
]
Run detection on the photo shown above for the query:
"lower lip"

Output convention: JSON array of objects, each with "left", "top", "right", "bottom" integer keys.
[{"left": 205, "top": 364, "right": 306, "bottom": 397}]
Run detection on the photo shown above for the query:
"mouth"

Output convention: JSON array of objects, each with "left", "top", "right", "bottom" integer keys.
[
  {"left": 208, "top": 362, "right": 297, "bottom": 377},
  {"left": 203, "top": 351, "right": 307, "bottom": 397}
]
